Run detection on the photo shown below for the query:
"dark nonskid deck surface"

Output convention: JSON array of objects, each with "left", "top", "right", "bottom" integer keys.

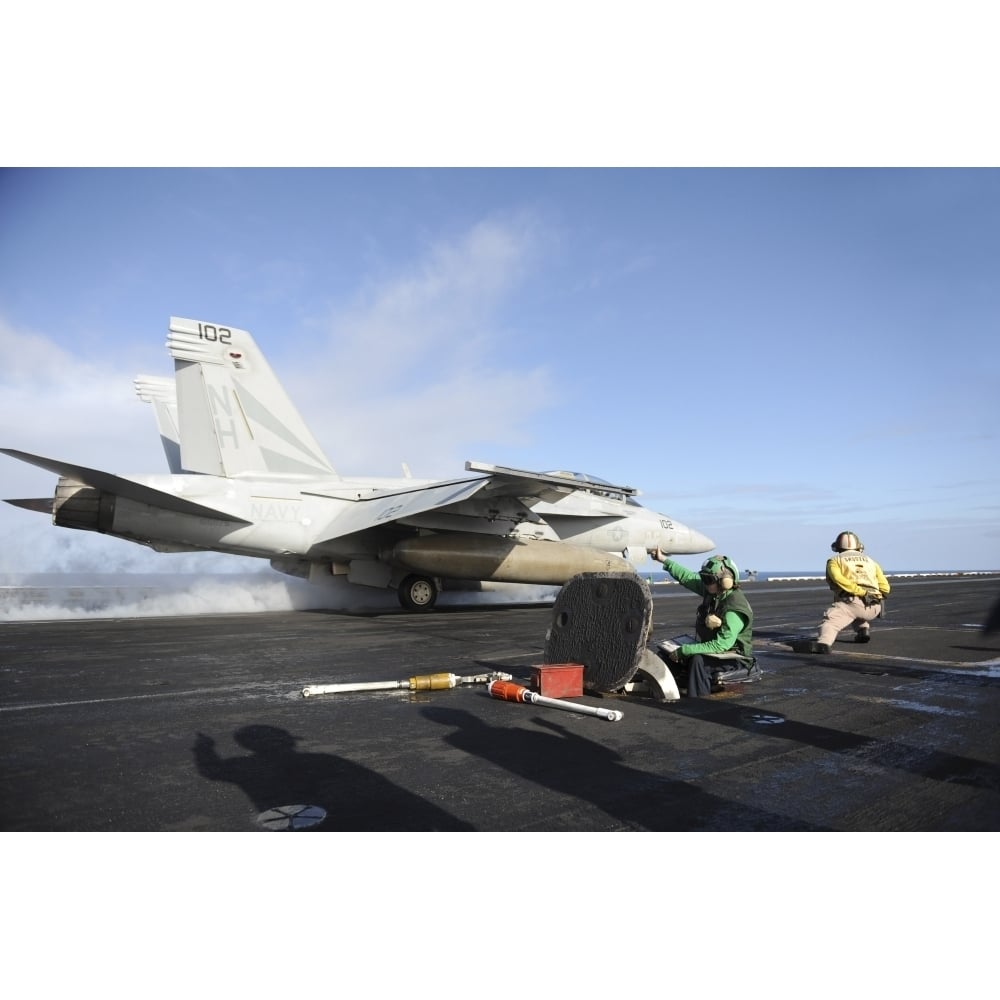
[{"left": 2, "top": 576, "right": 998, "bottom": 831}]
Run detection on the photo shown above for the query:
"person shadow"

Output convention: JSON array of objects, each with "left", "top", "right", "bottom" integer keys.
[
  {"left": 193, "top": 724, "right": 473, "bottom": 831},
  {"left": 422, "top": 706, "right": 820, "bottom": 830}
]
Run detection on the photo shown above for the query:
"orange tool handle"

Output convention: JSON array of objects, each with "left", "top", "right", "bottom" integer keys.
[{"left": 487, "top": 680, "right": 530, "bottom": 702}]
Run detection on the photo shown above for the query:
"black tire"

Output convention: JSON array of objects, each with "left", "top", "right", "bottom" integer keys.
[{"left": 398, "top": 574, "right": 438, "bottom": 612}]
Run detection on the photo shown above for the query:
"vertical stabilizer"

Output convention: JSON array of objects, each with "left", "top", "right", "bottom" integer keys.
[
  {"left": 135, "top": 375, "right": 183, "bottom": 473},
  {"left": 167, "top": 317, "right": 338, "bottom": 479}
]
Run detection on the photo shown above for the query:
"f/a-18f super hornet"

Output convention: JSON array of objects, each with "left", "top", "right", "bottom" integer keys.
[{"left": 3, "top": 317, "right": 713, "bottom": 610}]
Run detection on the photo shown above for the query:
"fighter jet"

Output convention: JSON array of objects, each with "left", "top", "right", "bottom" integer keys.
[{"left": 3, "top": 317, "right": 714, "bottom": 611}]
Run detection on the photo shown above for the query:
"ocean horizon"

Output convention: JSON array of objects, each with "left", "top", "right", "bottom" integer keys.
[
  {"left": 4, "top": 567, "right": 999, "bottom": 586},
  {"left": 647, "top": 568, "right": 999, "bottom": 582},
  {"left": 2, "top": 567, "right": 998, "bottom": 623}
]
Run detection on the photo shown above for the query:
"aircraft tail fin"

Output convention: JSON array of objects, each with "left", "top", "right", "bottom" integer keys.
[
  {"left": 167, "top": 317, "right": 339, "bottom": 480},
  {"left": 134, "top": 375, "right": 183, "bottom": 473}
]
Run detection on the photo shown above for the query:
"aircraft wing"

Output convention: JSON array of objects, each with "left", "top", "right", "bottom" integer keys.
[
  {"left": 305, "top": 476, "right": 490, "bottom": 542},
  {"left": 306, "top": 460, "right": 643, "bottom": 545},
  {"left": 0, "top": 449, "right": 251, "bottom": 524},
  {"left": 464, "top": 461, "right": 639, "bottom": 502}
]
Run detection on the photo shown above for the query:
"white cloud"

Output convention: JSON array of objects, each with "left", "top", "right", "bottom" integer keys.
[
  {"left": 0, "top": 215, "right": 559, "bottom": 581},
  {"left": 284, "top": 213, "right": 557, "bottom": 475},
  {"left": 0, "top": 319, "right": 80, "bottom": 381}
]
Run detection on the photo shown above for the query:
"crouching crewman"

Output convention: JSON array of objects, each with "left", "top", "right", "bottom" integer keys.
[{"left": 794, "top": 531, "right": 890, "bottom": 653}]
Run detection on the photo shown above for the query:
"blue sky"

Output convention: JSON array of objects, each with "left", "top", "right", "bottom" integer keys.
[
  {"left": 1, "top": 167, "right": 998, "bottom": 574},
  {"left": 1, "top": 3, "right": 995, "bottom": 958}
]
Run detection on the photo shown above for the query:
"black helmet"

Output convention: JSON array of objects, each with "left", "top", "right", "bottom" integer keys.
[{"left": 831, "top": 531, "right": 863, "bottom": 553}]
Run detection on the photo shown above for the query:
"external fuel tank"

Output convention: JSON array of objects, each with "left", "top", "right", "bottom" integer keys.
[{"left": 389, "top": 533, "right": 633, "bottom": 584}]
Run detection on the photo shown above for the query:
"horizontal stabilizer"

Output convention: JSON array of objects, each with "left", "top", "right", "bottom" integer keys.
[
  {"left": 0, "top": 449, "right": 250, "bottom": 524},
  {"left": 4, "top": 497, "right": 55, "bottom": 514}
]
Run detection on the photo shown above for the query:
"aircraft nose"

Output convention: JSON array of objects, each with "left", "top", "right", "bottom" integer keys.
[
  {"left": 664, "top": 521, "right": 715, "bottom": 554},
  {"left": 683, "top": 527, "right": 715, "bottom": 553}
]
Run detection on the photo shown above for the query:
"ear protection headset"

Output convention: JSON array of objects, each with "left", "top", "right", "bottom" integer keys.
[
  {"left": 831, "top": 531, "right": 864, "bottom": 553},
  {"left": 700, "top": 555, "right": 739, "bottom": 590}
]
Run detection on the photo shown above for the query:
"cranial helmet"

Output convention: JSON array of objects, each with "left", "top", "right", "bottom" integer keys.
[
  {"left": 700, "top": 554, "right": 739, "bottom": 590},
  {"left": 831, "top": 531, "right": 863, "bottom": 553}
]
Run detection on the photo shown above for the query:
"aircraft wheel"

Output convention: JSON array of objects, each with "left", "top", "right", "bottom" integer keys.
[{"left": 398, "top": 574, "right": 438, "bottom": 612}]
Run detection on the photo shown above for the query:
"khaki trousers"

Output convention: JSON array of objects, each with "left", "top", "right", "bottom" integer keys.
[{"left": 818, "top": 595, "right": 882, "bottom": 646}]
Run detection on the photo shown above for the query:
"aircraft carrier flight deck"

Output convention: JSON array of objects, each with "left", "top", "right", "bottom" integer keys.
[{"left": 1, "top": 575, "right": 998, "bottom": 832}]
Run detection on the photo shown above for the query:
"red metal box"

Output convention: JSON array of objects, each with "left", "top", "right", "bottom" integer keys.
[{"left": 529, "top": 663, "right": 584, "bottom": 698}]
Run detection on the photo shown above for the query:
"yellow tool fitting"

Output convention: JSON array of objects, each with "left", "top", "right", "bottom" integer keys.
[{"left": 408, "top": 672, "right": 457, "bottom": 691}]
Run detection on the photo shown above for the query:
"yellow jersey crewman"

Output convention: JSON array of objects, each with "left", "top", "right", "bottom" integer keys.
[{"left": 795, "top": 531, "right": 891, "bottom": 654}]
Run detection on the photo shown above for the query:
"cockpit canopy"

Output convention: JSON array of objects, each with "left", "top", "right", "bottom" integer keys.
[{"left": 545, "top": 471, "right": 641, "bottom": 506}]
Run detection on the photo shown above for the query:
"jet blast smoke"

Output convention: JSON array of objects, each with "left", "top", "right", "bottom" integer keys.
[
  {"left": 0, "top": 518, "right": 559, "bottom": 620},
  {"left": 0, "top": 573, "right": 560, "bottom": 621}
]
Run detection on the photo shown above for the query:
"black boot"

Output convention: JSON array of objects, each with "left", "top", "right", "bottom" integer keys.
[{"left": 790, "top": 639, "right": 831, "bottom": 654}]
